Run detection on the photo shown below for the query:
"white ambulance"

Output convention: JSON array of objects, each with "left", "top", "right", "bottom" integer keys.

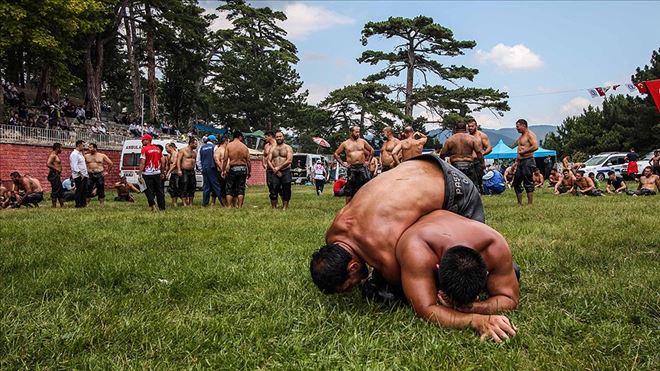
[{"left": 119, "top": 139, "right": 203, "bottom": 189}]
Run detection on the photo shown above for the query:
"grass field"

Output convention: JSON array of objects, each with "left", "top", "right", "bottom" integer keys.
[{"left": 1, "top": 185, "right": 658, "bottom": 369}]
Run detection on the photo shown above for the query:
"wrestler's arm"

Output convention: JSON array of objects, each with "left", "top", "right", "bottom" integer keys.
[
  {"left": 473, "top": 138, "right": 484, "bottom": 167},
  {"left": 46, "top": 154, "right": 58, "bottom": 172},
  {"left": 214, "top": 147, "right": 223, "bottom": 171},
  {"left": 245, "top": 148, "right": 252, "bottom": 177},
  {"left": 391, "top": 142, "right": 403, "bottom": 165},
  {"left": 128, "top": 183, "right": 140, "bottom": 193},
  {"left": 363, "top": 140, "right": 374, "bottom": 163},
  {"left": 176, "top": 150, "right": 184, "bottom": 175},
  {"left": 103, "top": 154, "right": 113, "bottom": 172},
  {"left": 397, "top": 237, "right": 517, "bottom": 342},
  {"left": 284, "top": 145, "right": 293, "bottom": 169},
  {"left": 334, "top": 142, "right": 347, "bottom": 166},
  {"left": 415, "top": 132, "right": 428, "bottom": 145},
  {"left": 482, "top": 135, "right": 493, "bottom": 156}
]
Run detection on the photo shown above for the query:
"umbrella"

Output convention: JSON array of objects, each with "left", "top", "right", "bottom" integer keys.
[{"left": 313, "top": 137, "right": 331, "bottom": 148}]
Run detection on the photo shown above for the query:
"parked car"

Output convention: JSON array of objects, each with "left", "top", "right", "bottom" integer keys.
[
  {"left": 635, "top": 149, "right": 660, "bottom": 175},
  {"left": 580, "top": 152, "right": 628, "bottom": 181}
]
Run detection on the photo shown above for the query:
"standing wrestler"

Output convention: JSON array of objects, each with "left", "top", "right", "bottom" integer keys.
[
  {"left": 392, "top": 126, "right": 427, "bottom": 165},
  {"left": 46, "top": 142, "right": 64, "bottom": 207},
  {"left": 224, "top": 130, "right": 251, "bottom": 208},
  {"left": 10, "top": 172, "right": 44, "bottom": 207},
  {"left": 214, "top": 136, "right": 228, "bottom": 206},
  {"left": 84, "top": 143, "right": 113, "bottom": 206},
  {"left": 165, "top": 143, "right": 182, "bottom": 206},
  {"left": 380, "top": 127, "right": 400, "bottom": 171},
  {"left": 333, "top": 126, "right": 374, "bottom": 203},
  {"left": 649, "top": 150, "right": 660, "bottom": 175},
  {"left": 267, "top": 131, "right": 293, "bottom": 209},
  {"left": 439, "top": 121, "right": 484, "bottom": 187},
  {"left": 467, "top": 118, "right": 492, "bottom": 193},
  {"left": 263, "top": 131, "right": 276, "bottom": 200},
  {"left": 512, "top": 119, "right": 539, "bottom": 206},
  {"left": 177, "top": 138, "right": 198, "bottom": 206}
]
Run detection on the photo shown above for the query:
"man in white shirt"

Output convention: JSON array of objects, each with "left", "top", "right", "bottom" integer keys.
[{"left": 69, "top": 140, "right": 89, "bottom": 208}]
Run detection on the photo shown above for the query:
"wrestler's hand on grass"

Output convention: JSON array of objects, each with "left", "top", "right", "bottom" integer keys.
[{"left": 472, "top": 314, "right": 517, "bottom": 343}]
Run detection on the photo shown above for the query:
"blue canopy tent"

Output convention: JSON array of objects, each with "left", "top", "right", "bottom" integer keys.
[
  {"left": 194, "top": 123, "right": 227, "bottom": 135},
  {"left": 485, "top": 140, "right": 517, "bottom": 159},
  {"left": 510, "top": 146, "right": 557, "bottom": 158}
]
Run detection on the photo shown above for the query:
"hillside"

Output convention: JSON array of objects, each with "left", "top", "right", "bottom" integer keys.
[{"left": 428, "top": 125, "right": 557, "bottom": 146}]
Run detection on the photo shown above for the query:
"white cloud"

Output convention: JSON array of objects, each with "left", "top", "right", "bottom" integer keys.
[
  {"left": 302, "top": 52, "right": 328, "bottom": 61},
  {"left": 281, "top": 3, "right": 354, "bottom": 40},
  {"left": 476, "top": 43, "right": 544, "bottom": 71},
  {"left": 560, "top": 97, "right": 592, "bottom": 116},
  {"left": 305, "top": 84, "right": 335, "bottom": 105}
]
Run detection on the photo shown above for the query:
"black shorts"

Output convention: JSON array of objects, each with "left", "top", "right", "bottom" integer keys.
[
  {"left": 180, "top": 169, "right": 196, "bottom": 197},
  {"left": 344, "top": 164, "right": 371, "bottom": 197},
  {"left": 513, "top": 157, "right": 536, "bottom": 194},
  {"left": 21, "top": 192, "right": 44, "bottom": 206},
  {"left": 114, "top": 194, "right": 133, "bottom": 202},
  {"left": 226, "top": 166, "right": 248, "bottom": 196},
  {"left": 47, "top": 169, "right": 63, "bottom": 199},
  {"left": 266, "top": 169, "right": 275, "bottom": 194},
  {"left": 578, "top": 189, "right": 603, "bottom": 197},
  {"left": 411, "top": 154, "right": 485, "bottom": 223},
  {"left": 168, "top": 173, "right": 181, "bottom": 197},
  {"left": 87, "top": 172, "right": 105, "bottom": 199},
  {"left": 270, "top": 168, "right": 292, "bottom": 201},
  {"left": 451, "top": 160, "right": 480, "bottom": 189}
]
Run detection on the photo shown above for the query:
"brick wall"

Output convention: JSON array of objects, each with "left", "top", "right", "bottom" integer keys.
[{"left": 0, "top": 143, "right": 266, "bottom": 191}]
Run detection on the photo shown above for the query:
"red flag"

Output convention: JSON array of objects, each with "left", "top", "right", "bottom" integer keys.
[
  {"left": 635, "top": 82, "right": 648, "bottom": 94},
  {"left": 644, "top": 79, "right": 660, "bottom": 112},
  {"left": 595, "top": 87, "right": 606, "bottom": 96}
]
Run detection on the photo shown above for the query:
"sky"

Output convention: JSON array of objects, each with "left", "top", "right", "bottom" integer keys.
[{"left": 200, "top": 1, "right": 660, "bottom": 129}]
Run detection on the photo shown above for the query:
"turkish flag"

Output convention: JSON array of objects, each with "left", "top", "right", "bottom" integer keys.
[
  {"left": 644, "top": 79, "right": 660, "bottom": 112},
  {"left": 635, "top": 82, "right": 648, "bottom": 94},
  {"left": 595, "top": 87, "right": 606, "bottom": 96}
]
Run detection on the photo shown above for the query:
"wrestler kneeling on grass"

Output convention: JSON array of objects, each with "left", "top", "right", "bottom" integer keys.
[{"left": 311, "top": 210, "right": 519, "bottom": 342}]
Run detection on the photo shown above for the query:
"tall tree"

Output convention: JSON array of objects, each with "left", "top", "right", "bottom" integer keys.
[
  {"left": 208, "top": 0, "right": 307, "bottom": 131},
  {"left": 357, "top": 16, "right": 509, "bottom": 123}
]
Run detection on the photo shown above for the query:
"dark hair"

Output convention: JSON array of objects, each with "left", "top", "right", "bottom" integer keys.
[
  {"left": 10, "top": 171, "right": 20, "bottom": 178},
  {"left": 310, "top": 244, "right": 352, "bottom": 294},
  {"left": 455, "top": 121, "right": 466, "bottom": 130},
  {"left": 264, "top": 131, "right": 275, "bottom": 137},
  {"left": 643, "top": 165, "right": 652, "bottom": 173},
  {"left": 577, "top": 170, "right": 585, "bottom": 175},
  {"left": 437, "top": 246, "right": 487, "bottom": 308},
  {"left": 52, "top": 143, "right": 62, "bottom": 150},
  {"left": 75, "top": 140, "right": 85, "bottom": 146},
  {"left": 233, "top": 130, "right": 243, "bottom": 139},
  {"left": 588, "top": 172, "right": 594, "bottom": 177},
  {"left": 516, "top": 119, "right": 528, "bottom": 127},
  {"left": 90, "top": 143, "right": 98, "bottom": 149},
  {"left": 189, "top": 138, "right": 197, "bottom": 145},
  {"left": 156, "top": 144, "right": 164, "bottom": 152},
  {"left": 607, "top": 170, "right": 615, "bottom": 176},
  {"left": 466, "top": 118, "right": 477, "bottom": 125}
]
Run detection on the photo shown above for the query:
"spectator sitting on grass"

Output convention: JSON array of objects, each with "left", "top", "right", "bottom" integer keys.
[
  {"left": 333, "top": 175, "right": 347, "bottom": 197},
  {"left": 114, "top": 176, "right": 140, "bottom": 202},
  {"left": 533, "top": 168, "right": 544, "bottom": 188},
  {"left": 574, "top": 170, "right": 603, "bottom": 196},
  {"left": 62, "top": 176, "right": 77, "bottom": 202},
  {"left": 503, "top": 162, "right": 517, "bottom": 189},
  {"left": 627, "top": 166, "right": 659, "bottom": 196},
  {"left": 605, "top": 171, "right": 627, "bottom": 194},
  {"left": 555, "top": 169, "right": 575, "bottom": 194},
  {"left": 547, "top": 168, "right": 560, "bottom": 187}
]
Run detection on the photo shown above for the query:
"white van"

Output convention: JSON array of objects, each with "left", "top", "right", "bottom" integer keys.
[
  {"left": 119, "top": 139, "right": 203, "bottom": 188},
  {"left": 291, "top": 153, "right": 334, "bottom": 183}
]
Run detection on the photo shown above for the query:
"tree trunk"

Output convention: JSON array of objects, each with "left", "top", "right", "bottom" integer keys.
[
  {"left": 125, "top": 4, "right": 142, "bottom": 114},
  {"left": 34, "top": 66, "right": 51, "bottom": 105},
  {"left": 405, "top": 39, "right": 415, "bottom": 117},
  {"left": 145, "top": 3, "right": 158, "bottom": 124},
  {"left": 84, "top": 37, "right": 104, "bottom": 120}
]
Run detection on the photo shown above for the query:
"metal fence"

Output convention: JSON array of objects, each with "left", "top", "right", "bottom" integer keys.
[{"left": 0, "top": 125, "right": 126, "bottom": 149}]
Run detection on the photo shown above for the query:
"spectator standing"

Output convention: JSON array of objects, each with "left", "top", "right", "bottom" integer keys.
[
  {"left": 313, "top": 160, "right": 328, "bottom": 196},
  {"left": 199, "top": 135, "right": 223, "bottom": 207},
  {"left": 138, "top": 134, "right": 166, "bottom": 211},
  {"left": 69, "top": 140, "right": 89, "bottom": 208},
  {"left": 625, "top": 148, "right": 639, "bottom": 179}
]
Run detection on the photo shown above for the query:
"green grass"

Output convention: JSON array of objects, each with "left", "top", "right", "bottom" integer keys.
[{"left": 1, "top": 185, "right": 658, "bottom": 369}]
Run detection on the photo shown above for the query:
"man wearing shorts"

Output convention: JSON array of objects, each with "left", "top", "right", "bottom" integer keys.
[
  {"left": 512, "top": 119, "right": 539, "bottom": 206},
  {"left": 46, "top": 142, "right": 64, "bottom": 207},
  {"left": 267, "top": 131, "right": 293, "bottom": 209},
  {"left": 629, "top": 166, "right": 660, "bottom": 196},
  {"left": 84, "top": 143, "right": 113, "bottom": 206},
  {"left": 574, "top": 170, "right": 603, "bottom": 196},
  {"left": 224, "top": 130, "right": 251, "bottom": 208},
  {"left": 177, "top": 138, "right": 198, "bottom": 206},
  {"left": 263, "top": 131, "right": 276, "bottom": 201},
  {"left": 333, "top": 126, "right": 374, "bottom": 203},
  {"left": 164, "top": 142, "right": 182, "bottom": 206},
  {"left": 10, "top": 172, "right": 44, "bottom": 207},
  {"left": 440, "top": 121, "right": 484, "bottom": 187},
  {"left": 467, "top": 118, "right": 492, "bottom": 193}
]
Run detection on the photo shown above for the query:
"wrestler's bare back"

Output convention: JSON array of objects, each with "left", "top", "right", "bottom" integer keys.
[{"left": 325, "top": 159, "right": 446, "bottom": 283}]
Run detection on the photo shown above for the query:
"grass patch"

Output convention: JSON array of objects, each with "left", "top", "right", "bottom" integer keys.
[{"left": 0, "top": 185, "right": 658, "bottom": 369}]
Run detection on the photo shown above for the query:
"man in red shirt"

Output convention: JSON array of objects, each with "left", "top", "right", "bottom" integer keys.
[
  {"left": 333, "top": 175, "right": 347, "bottom": 196},
  {"left": 138, "top": 134, "right": 165, "bottom": 210}
]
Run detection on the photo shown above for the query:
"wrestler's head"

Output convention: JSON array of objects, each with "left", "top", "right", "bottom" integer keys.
[
  {"left": 350, "top": 126, "right": 360, "bottom": 140},
  {"left": 575, "top": 170, "right": 585, "bottom": 180},
  {"left": 643, "top": 166, "right": 652, "bottom": 177},
  {"left": 437, "top": 246, "right": 487, "bottom": 308},
  {"left": 310, "top": 244, "right": 368, "bottom": 294},
  {"left": 466, "top": 118, "right": 477, "bottom": 134}
]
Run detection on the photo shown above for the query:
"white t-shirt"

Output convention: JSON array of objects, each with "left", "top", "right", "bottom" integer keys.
[{"left": 313, "top": 164, "right": 326, "bottom": 180}]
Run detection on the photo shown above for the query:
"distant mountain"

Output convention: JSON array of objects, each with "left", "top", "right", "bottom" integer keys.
[{"left": 429, "top": 125, "right": 558, "bottom": 147}]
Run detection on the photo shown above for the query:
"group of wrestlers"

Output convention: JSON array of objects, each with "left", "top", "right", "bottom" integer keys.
[{"left": 310, "top": 118, "right": 547, "bottom": 342}]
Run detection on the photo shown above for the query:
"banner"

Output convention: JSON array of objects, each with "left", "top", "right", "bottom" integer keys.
[
  {"left": 644, "top": 79, "right": 660, "bottom": 112},
  {"left": 635, "top": 82, "right": 648, "bottom": 94},
  {"left": 595, "top": 87, "right": 606, "bottom": 97},
  {"left": 588, "top": 89, "right": 598, "bottom": 98}
]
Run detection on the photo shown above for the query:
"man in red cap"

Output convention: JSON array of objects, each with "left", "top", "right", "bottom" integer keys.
[{"left": 138, "top": 134, "right": 165, "bottom": 210}]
